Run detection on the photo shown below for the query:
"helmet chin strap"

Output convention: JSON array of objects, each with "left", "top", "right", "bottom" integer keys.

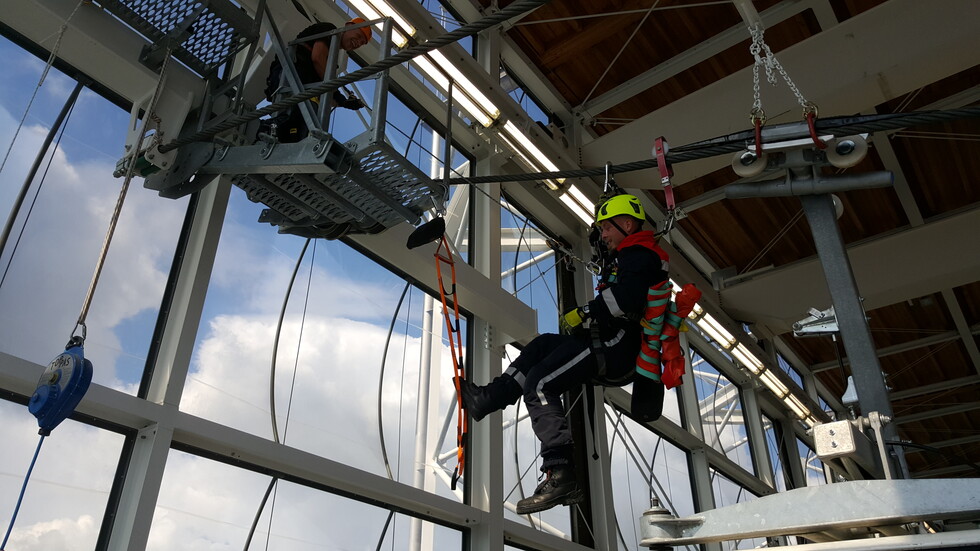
[{"left": 608, "top": 218, "right": 633, "bottom": 245}]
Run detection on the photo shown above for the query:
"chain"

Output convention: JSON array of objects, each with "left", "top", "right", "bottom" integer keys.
[{"left": 748, "top": 24, "right": 815, "bottom": 120}]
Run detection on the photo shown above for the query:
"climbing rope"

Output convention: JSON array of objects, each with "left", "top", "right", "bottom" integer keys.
[
  {"left": 71, "top": 48, "right": 173, "bottom": 343},
  {"left": 434, "top": 234, "right": 467, "bottom": 489}
]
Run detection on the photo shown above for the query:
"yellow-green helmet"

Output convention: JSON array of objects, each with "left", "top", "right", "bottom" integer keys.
[{"left": 595, "top": 194, "right": 644, "bottom": 225}]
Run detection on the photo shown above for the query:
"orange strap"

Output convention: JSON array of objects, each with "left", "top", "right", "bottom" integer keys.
[{"left": 434, "top": 235, "right": 467, "bottom": 490}]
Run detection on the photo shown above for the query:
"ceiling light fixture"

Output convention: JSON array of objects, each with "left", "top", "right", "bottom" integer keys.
[
  {"left": 346, "top": 0, "right": 415, "bottom": 46},
  {"left": 560, "top": 193, "right": 594, "bottom": 225}
]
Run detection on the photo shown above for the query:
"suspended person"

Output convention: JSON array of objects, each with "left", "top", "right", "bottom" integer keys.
[
  {"left": 459, "top": 194, "right": 670, "bottom": 515},
  {"left": 261, "top": 18, "right": 372, "bottom": 143}
]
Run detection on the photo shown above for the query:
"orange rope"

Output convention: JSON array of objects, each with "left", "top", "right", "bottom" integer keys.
[{"left": 434, "top": 235, "right": 467, "bottom": 489}]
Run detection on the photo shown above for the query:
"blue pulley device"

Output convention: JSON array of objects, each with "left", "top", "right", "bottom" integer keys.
[{"left": 28, "top": 337, "right": 93, "bottom": 435}]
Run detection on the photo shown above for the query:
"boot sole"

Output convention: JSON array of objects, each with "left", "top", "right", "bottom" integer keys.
[{"left": 515, "top": 489, "right": 585, "bottom": 515}]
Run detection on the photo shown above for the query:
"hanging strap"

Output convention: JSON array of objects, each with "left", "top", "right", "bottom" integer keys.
[
  {"left": 654, "top": 137, "right": 676, "bottom": 235},
  {"left": 435, "top": 234, "right": 467, "bottom": 490}
]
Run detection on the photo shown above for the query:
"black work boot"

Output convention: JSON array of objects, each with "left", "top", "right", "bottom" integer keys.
[
  {"left": 515, "top": 465, "right": 584, "bottom": 515},
  {"left": 458, "top": 379, "right": 496, "bottom": 422}
]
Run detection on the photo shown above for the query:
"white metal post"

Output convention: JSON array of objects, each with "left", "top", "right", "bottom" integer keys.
[
  {"left": 109, "top": 176, "right": 231, "bottom": 550},
  {"left": 467, "top": 179, "right": 504, "bottom": 550}
]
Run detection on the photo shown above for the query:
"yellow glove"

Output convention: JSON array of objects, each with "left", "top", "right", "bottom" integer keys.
[{"left": 560, "top": 307, "right": 586, "bottom": 334}]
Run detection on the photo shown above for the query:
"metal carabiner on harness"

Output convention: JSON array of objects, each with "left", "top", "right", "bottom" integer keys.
[{"left": 654, "top": 137, "right": 676, "bottom": 235}]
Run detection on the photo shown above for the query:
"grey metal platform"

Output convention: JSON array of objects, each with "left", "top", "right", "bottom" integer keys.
[{"left": 146, "top": 130, "right": 445, "bottom": 239}]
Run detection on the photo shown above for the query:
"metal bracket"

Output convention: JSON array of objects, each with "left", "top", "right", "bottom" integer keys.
[{"left": 793, "top": 305, "right": 838, "bottom": 337}]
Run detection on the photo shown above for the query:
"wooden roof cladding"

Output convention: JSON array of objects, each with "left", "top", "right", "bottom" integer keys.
[{"left": 494, "top": 0, "right": 979, "bottom": 478}]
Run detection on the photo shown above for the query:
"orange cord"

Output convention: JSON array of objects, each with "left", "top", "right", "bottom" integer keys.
[{"left": 434, "top": 235, "right": 467, "bottom": 489}]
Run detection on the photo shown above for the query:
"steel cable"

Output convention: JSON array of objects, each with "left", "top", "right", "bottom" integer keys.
[{"left": 443, "top": 107, "right": 980, "bottom": 185}]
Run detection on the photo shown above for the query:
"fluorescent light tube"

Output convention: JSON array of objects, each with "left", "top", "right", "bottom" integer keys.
[
  {"left": 428, "top": 50, "right": 500, "bottom": 120},
  {"left": 414, "top": 56, "right": 495, "bottom": 127},
  {"left": 783, "top": 394, "right": 811, "bottom": 420},
  {"left": 503, "top": 121, "right": 562, "bottom": 178},
  {"left": 731, "top": 343, "right": 764, "bottom": 374},
  {"left": 560, "top": 193, "right": 594, "bottom": 224},
  {"left": 696, "top": 313, "right": 736, "bottom": 348},
  {"left": 759, "top": 369, "right": 790, "bottom": 398}
]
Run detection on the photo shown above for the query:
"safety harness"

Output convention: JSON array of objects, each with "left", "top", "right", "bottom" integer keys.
[{"left": 636, "top": 281, "right": 702, "bottom": 389}]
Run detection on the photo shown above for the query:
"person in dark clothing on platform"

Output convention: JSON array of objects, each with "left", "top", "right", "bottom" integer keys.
[
  {"left": 459, "top": 193, "right": 669, "bottom": 515},
  {"left": 262, "top": 18, "right": 371, "bottom": 142}
]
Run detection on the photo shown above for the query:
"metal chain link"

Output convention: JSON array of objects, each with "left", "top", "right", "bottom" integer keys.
[{"left": 748, "top": 24, "right": 815, "bottom": 119}]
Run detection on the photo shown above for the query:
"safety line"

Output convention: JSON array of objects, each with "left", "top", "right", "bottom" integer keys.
[{"left": 1, "top": 434, "right": 45, "bottom": 549}]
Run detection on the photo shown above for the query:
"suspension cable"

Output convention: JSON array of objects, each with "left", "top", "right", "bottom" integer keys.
[
  {"left": 158, "top": 0, "right": 549, "bottom": 153},
  {"left": 442, "top": 107, "right": 980, "bottom": 185}
]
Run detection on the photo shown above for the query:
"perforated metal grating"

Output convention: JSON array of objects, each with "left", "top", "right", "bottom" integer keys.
[
  {"left": 96, "top": 0, "right": 254, "bottom": 76},
  {"left": 231, "top": 139, "right": 443, "bottom": 237}
]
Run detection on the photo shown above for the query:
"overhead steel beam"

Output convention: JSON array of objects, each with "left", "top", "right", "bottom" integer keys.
[
  {"left": 581, "top": 0, "right": 980, "bottom": 190},
  {"left": 941, "top": 289, "right": 980, "bottom": 376},
  {"left": 347, "top": 222, "right": 538, "bottom": 344},
  {"left": 894, "top": 401, "right": 980, "bottom": 425},
  {"left": 891, "top": 373, "right": 980, "bottom": 402},
  {"left": 903, "top": 434, "right": 980, "bottom": 455},
  {"left": 576, "top": 0, "right": 816, "bottom": 122},
  {"left": 811, "top": 326, "right": 980, "bottom": 373},
  {"left": 720, "top": 207, "right": 980, "bottom": 335}
]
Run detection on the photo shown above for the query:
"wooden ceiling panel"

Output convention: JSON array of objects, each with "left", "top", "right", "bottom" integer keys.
[
  {"left": 866, "top": 292, "right": 956, "bottom": 350},
  {"left": 889, "top": 117, "right": 980, "bottom": 219},
  {"left": 881, "top": 339, "right": 973, "bottom": 393},
  {"left": 591, "top": 8, "right": 819, "bottom": 135}
]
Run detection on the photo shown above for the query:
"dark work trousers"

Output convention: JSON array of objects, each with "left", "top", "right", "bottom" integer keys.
[{"left": 503, "top": 330, "right": 639, "bottom": 470}]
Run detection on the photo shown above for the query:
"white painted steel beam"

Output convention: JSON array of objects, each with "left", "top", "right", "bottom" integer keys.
[
  {"left": 891, "top": 373, "right": 980, "bottom": 401},
  {"left": 0, "top": 352, "right": 484, "bottom": 528},
  {"left": 810, "top": 328, "right": 980, "bottom": 373},
  {"left": 348, "top": 222, "right": 538, "bottom": 344},
  {"left": 894, "top": 401, "right": 980, "bottom": 425},
  {"left": 720, "top": 208, "right": 980, "bottom": 335}
]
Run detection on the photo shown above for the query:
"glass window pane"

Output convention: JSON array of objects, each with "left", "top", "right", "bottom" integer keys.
[
  {"left": 0, "top": 399, "right": 124, "bottom": 549},
  {"left": 797, "top": 438, "right": 827, "bottom": 486},
  {"left": 182, "top": 191, "right": 466, "bottom": 501},
  {"left": 691, "top": 351, "right": 754, "bottom": 474},
  {"left": 499, "top": 200, "right": 560, "bottom": 329},
  {"left": 762, "top": 414, "right": 789, "bottom": 492},
  {"left": 606, "top": 404, "right": 694, "bottom": 549},
  {"left": 149, "top": 449, "right": 462, "bottom": 549},
  {"left": 0, "top": 37, "right": 187, "bottom": 394}
]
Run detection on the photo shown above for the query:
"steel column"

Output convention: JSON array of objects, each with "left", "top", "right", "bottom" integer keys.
[{"left": 799, "top": 192, "right": 897, "bottom": 445}]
